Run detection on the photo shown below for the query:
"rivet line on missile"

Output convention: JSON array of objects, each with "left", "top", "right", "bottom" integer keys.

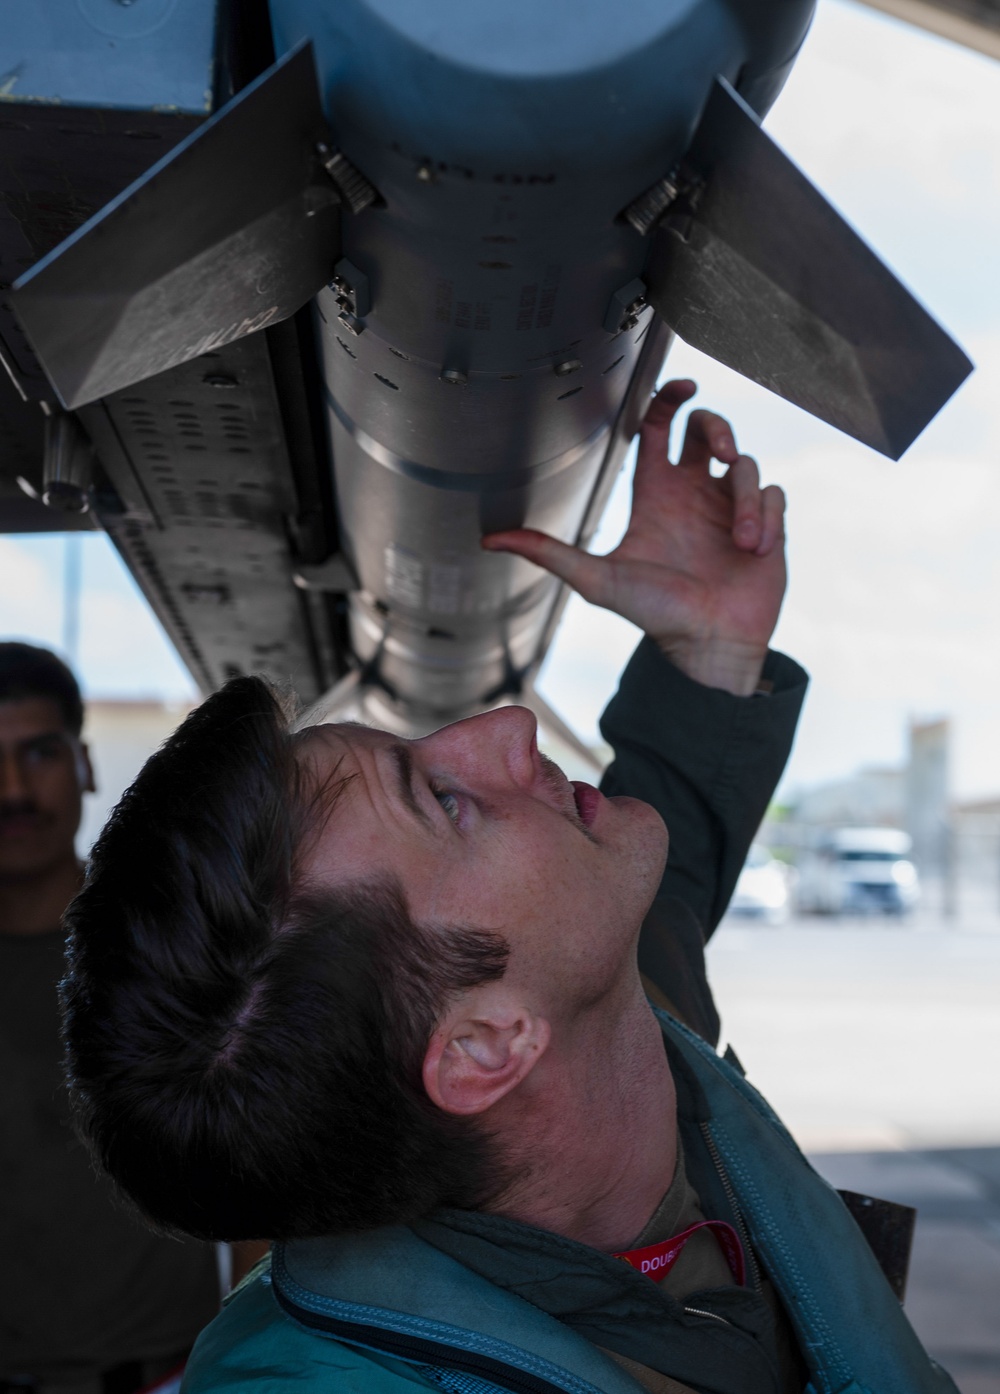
[{"left": 324, "top": 388, "right": 611, "bottom": 493}]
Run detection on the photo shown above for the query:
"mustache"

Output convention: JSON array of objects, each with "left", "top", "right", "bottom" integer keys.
[
  {"left": 538, "top": 752, "right": 582, "bottom": 818},
  {"left": 538, "top": 751, "right": 598, "bottom": 843},
  {"left": 0, "top": 800, "right": 46, "bottom": 822},
  {"left": 538, "top": 752, "right": 569, "bottom": 797}
]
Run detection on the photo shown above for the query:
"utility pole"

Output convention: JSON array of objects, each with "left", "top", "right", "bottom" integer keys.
[{"left": 63, "top": 532, "right": 81, "bottom": 670}]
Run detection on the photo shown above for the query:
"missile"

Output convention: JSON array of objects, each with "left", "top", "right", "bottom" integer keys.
[{"left": 1, "top": 0, "right": 971, "bottom": 732}]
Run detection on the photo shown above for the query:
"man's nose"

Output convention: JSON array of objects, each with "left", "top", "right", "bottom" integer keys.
[
  {"left": 421, "top": 705, "right": 539, "bottom": 787},
  {"left": 0, "top": 749, "right": 29, "bottom": 803}
]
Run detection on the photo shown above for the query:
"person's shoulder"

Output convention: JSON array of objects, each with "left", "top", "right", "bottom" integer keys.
[{"left": 182, "top": 1266, "right": 436, "bottom": 1394}]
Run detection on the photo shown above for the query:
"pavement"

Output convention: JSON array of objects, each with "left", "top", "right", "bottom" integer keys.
[{"left": 706, "top": 910, "right": 1000, "bottom": 1393}]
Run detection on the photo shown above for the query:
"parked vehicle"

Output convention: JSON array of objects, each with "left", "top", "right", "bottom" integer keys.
[
  {"left": 795, "top": 828, "right": 919, "bottom": 916},
  {"left": 728, "top": 844, "right": 792, "bottom": 924}
]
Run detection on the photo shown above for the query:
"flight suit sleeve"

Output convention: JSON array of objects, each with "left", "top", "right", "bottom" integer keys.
[{"left": 599, "top": 638, "right": 808, "bottom": 1043}]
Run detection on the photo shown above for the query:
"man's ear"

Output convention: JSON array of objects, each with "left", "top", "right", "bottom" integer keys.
[
  {"left": 422, "top": 999, "right": 550, "bottom": 1117},
  {"left": 75, "top": 741, "right": 96, "bottom": 794}
]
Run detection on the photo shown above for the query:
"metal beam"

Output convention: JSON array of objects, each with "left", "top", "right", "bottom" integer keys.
[{"left": 855, "top": 0, "right": 1000, "bottom": 61}]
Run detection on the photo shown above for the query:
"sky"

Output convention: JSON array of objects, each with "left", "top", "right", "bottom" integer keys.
[{"left": 2, "top": 0, "right": 999, "bottom": 802}]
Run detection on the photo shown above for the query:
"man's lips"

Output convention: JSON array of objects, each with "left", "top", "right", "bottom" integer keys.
[
  {"left": 571, "top": 781, "right": 603, "bottom": 827},
  {"left": 536, "top": 752, "right": 602, "bottom": 832},
  {"left": 0, "top": 814, "right": 49, "bottom": 839}
]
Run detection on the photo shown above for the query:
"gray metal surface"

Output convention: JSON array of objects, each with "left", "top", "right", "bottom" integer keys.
[
  {"left": 323, "top": 305, "right": 670, "bottom": 722},
  {"left": 77, "top": 334, "right": 331, "bottom": 698}
]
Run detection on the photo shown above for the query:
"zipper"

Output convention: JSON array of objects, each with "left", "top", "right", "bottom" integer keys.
[
  {"left": 273, "top": 1283, "right": 575, "bottom": 1394},
  {"left": 700, "top": 1121, "right": 762, "bottom": 1293},
  {"left": 681, "top": 1305, "right": 733, "bottom": 1327}
]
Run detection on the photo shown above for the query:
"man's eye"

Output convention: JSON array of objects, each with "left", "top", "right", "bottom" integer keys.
[
  {"left": 432, "top": 787, "right": 461, "bottom": 824},
  {"left": 24, "top": 739, "right": 65, "bottom": 763}
]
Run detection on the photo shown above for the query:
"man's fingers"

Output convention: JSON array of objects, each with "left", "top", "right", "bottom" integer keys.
[
  {"left": 726, "top": 454, "right": 763, "bottom": 552},
  {"left": 481, "top": 529, "right": 605, "bottom": 600},
  {"left": 721, "top": 460, "right": 785, "bottom": 556},
  {"left": 641, "top": 378, "right": 698, "bottom": 439},
  {"left": 634, "top": 380, "right": 697, "bottom": 480},
  {"left": 678, "top": 409, "right": 738, "bottom": 470},
  {"left": 756, "top": 484, "right": 786, "bottom": 557}
]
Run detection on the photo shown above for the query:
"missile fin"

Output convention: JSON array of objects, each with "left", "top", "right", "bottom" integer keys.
[
  {"left": 643, "top": 78, "right": 972, "bottom": 459},
  {"left": 10, "top": 42, "right": 340, "bottom": 410}
]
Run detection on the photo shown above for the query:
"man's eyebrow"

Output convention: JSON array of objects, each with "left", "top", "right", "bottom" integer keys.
[{"left": 387, "top": 743, "right": 432, "bottom": 827}]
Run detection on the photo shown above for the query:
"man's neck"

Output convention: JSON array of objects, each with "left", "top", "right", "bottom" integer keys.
[
  {"left": 0, "top": 856, "right": 83, "bottom": 936},
  {"left": 486, "top": 973, "right": 677, "bottom": 1253}
]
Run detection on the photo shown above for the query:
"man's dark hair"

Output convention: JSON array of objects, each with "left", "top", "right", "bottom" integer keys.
[
  {"left": 0, "top": 642, "right": 84, "bottom": 735},
  {"left": 61, "top": 676, "right": 510, "bottom": 1242}
]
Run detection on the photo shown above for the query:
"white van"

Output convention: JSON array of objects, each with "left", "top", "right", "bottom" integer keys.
[{"left": 795, "top": 828, "right": 919, "bottom": 916}]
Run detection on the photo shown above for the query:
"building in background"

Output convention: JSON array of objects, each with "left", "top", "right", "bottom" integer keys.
[
  {"left": 764, "top": 715, "right": 1000, "bottom": 921},
  {"left": 951, "top": 796, "right": 1000, "bottom": 902},
  {"left": 782, "top": 765, "right": 906, "bottom": 830},
  {"left": 80, "top": 700, "right": 194, "bottom": 854},
  {"left": 906, "top": 719, "right": 951, "bottom": 889}
]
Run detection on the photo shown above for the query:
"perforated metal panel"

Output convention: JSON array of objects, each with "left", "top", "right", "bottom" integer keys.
[{"left": 78, "top": 335, "right": 338, "bottom": 698}]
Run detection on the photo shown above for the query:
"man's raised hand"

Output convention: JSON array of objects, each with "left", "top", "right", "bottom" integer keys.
[{"left": 481, "top": 379, "right": 787, "bottom": 696}]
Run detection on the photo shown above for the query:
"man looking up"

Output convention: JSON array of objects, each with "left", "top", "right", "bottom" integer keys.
[
  {"left": 0, "top": 644, "right": 260, "bottom": 1394},
  {"left": 61, "top": 381, "right": 955, "bottom": 1394}
]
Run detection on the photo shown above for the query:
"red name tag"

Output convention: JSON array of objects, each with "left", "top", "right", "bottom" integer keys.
[
  {"left": 614, "top": 1219, "right": 746, "bottom": 1287},
  {"left": 138, "top": 1365, "right": 185, "bottom": 1394}
]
